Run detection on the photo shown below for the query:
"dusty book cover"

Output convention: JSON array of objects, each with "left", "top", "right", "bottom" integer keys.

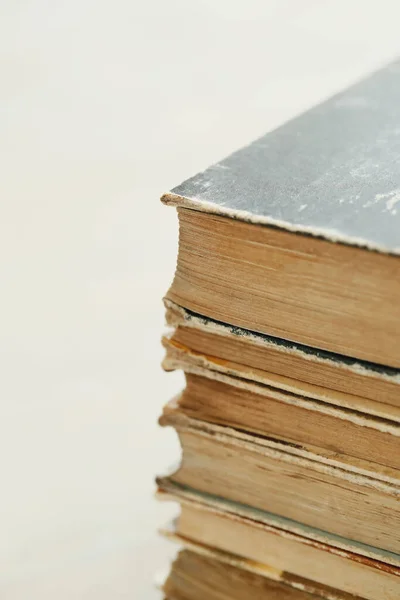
[{"left": 162, "top": 61, "right": 400, "bottom": 254}]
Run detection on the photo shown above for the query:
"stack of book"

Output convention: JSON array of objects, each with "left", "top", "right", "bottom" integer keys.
[{"left": 157, "top": 60, "right": 400, "bottom": 600}]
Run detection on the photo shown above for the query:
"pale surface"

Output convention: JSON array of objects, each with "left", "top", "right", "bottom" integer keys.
[{"left": 1, "top": 1, "right": 400, "bottom": 598}]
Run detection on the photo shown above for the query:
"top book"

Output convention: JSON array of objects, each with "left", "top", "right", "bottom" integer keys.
[{"left": 163, "top": 60, "right": 400, "bottom": 368}]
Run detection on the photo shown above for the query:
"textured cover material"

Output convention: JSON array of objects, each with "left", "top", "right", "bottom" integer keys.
[{"left": 162, "top": 60, "right": 400, "bottom": 254}]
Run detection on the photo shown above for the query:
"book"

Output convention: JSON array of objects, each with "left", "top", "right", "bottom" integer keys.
[
  {"left": 158, "top": 482, "right": 400, "bottom": 600},
  {"left": 159, "top": 405, "right": 400, "bottom": 554},
  {"left": 160, "top": 368, "right": 400, "bottom": 473},
  {"left": 163, "top": 549, "right": 362, "bottom": 600},
  {"left": 162, "top": 60, "right": 400, "bottom": 368},
  {"left": 157, "top": 477, "right": 400, "bottom": 567},
  {"left": 163, "top": 300, "right": 400, "bottom": 420}
]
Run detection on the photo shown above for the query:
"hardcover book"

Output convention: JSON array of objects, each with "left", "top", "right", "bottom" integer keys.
[{"left": 162, "top": 60, "right": 400, "bottom": 367}]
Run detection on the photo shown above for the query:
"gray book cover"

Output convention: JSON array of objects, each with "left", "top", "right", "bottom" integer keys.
[{"left": 163, "top": 60, "right": 400, "bottom": 254}]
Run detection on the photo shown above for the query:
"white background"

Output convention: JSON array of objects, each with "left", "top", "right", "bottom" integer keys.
[{"left": 1, "top": 1, "right": 400, "bottom": 597}]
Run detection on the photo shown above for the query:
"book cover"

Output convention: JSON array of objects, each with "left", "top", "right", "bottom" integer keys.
[{"left": 163, "top": 60, "right": 400, "bottom": 254}]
